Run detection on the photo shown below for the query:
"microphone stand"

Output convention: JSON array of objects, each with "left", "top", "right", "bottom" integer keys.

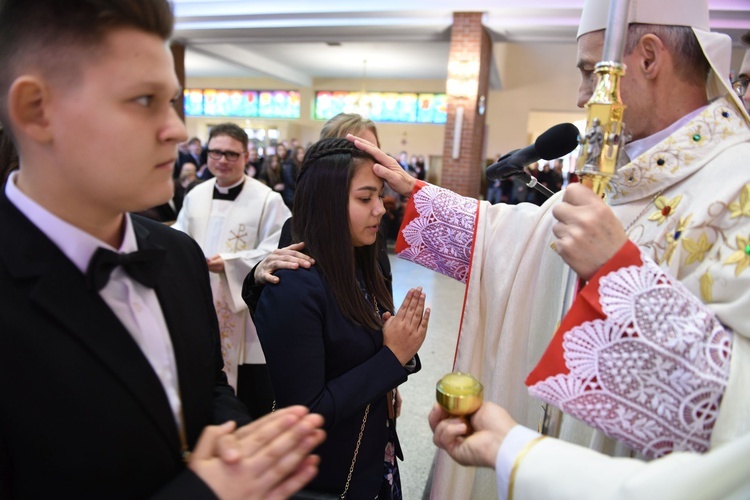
[
  {"left": 519, "top": 172, "right": 555, "bottom": 200},
  {"left": 489, "top": 164, "right": 556, "bottom": 201}
]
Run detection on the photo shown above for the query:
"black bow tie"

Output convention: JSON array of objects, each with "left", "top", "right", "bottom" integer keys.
[{"left": 86, "top": 247, "right": 166, "bottom": 291}]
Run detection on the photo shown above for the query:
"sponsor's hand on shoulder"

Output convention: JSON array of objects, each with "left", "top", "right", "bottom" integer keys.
[{"left": 254, "top": 242, "right": 315, "bottom": 285}]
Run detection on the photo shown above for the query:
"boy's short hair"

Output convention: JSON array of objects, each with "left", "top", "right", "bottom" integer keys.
[
  {"left": 208, "top": 123, "right": 249, "bottom": 152},
  {"left": 0, "top": 0, "right": 174, "bottom": 129}
]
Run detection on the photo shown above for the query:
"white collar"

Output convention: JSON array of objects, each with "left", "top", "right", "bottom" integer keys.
[
  {"left": 5, "top": 171, "right": 138, "bottom": 273},
  {"left": 624, "top": 105, "right": 708, "bottom": 161},
  {"left": 214, "top": 176, "right": 245, "bottom": 194}
]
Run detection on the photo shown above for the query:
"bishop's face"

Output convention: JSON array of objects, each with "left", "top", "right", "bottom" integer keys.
[{"left": 576, "top": 30, "right": 652, "bottom": 142}]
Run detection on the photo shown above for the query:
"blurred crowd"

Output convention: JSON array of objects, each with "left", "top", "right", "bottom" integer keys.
[
  {"left": 485, "top": 158, "right": 567, "bottom": 206},
  {"left": 138, "top": 132, "right": 429, "bottom": 245}
]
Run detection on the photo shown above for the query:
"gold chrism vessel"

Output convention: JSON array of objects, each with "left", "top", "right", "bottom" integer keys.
[{"left": 436, "top": 372, "right": 484, "bottom": 416}]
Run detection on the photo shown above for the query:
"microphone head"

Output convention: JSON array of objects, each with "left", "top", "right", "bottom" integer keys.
[{"left": 535, "top": 123, "right": 580, "bottom": 160}]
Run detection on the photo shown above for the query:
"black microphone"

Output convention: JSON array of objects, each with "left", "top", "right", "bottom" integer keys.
[{"left": 486, "top": 123, "right": 580, "bottom": 181}]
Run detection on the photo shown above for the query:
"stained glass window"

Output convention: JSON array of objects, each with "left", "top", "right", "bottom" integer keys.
[
  {"left": 416, "top": 93, "right": 448, "bottom": 124},
  {"left": 184, "top": 89, "right": 204, "bottom": 116},
  {"left": 314, "top": 91, "right": 447, "bottom": 124},
  {"left": 258, "top": 90, "right": 301, "bottom": 119},
  {"left": 184, "top": 89, "right": 299, "bottom": 119}
]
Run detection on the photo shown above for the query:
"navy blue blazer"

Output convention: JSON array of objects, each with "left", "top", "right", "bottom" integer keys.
[
  {"left": 0, "top": 192, "right": 251, "bottom": 499},
  {"left": 254, "top": 266, "right": 420, "bottom": 499}
]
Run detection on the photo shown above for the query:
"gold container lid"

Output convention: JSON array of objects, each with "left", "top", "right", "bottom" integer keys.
[{"left": 436, "top": 372, "right": 484, "bottom": 416}]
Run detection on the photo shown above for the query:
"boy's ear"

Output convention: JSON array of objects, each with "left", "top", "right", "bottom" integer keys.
[{"left": 7, "top": 76, "right": 53, "bottom": 143}]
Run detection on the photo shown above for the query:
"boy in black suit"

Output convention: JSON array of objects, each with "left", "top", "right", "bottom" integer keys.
[{"left": 0, "top": 1, "right": 324, "bottom": 498}]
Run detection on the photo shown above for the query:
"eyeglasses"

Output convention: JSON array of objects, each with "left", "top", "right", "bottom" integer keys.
[
  {"left": 207, "top": 149, "right": 242, "bottom": 161},
  {"left": 731, "top": 77, "right": 749, "bottom": 98}
]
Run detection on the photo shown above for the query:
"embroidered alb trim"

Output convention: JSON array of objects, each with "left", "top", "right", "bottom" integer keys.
[
  {"left": 529, "top": 251, "right": 732, "bottom": 457},
  {"left": 397, "top": 184, "right": 477, "bottom": 283},
  {"left": 610, "top": 99, "right": 747, "bottom": 203}
]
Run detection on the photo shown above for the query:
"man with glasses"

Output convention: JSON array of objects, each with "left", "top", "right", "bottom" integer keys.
[
  {"left": 174, "top": 123, "right": 290, "bottom": 418},
  {"left": 733, "top": 31, "right": 750, "bottom": 113}
]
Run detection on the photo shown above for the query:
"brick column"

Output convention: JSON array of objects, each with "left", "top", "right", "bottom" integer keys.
[
  {"left": 170, "top": 42, "right": 186, "bottom": 123},
  {"left": 442, "top": 12, "right": 492, "bottom": 198}
]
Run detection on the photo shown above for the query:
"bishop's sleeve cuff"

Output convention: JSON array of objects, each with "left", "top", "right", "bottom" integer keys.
[
  {"left": 395, "top": 180, "right": 428, "bottom": 254},
  {"left": 496, "top": 425, "right": 542, "bottom": 500}
]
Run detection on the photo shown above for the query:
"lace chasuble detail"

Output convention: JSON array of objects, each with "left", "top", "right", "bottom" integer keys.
[
  {"left": 398, "top": 184, "right": 478, "bottom": 284},
  {"left": 528, "top": 252, "right": 732, "bottom": 458}
]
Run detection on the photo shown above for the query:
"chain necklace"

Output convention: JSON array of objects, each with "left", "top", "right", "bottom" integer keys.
[{"left": 623, "top": 188, "right": 666, "bottom": 234}]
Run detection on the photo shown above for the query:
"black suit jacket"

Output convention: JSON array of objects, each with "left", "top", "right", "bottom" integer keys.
[
  {"left": 0, "top": 193, "right": 251, "bottom": 499},
  {"left": 254, "top": 265, "right": 420, "bottom": 499}
]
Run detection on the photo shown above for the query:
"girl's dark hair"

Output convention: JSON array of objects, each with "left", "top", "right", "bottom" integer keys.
[{"left": 292, "top": 138, "right": 393, "bottom": 329}]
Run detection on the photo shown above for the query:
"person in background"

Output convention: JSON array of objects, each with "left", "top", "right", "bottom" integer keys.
[
  {"left": 408, "top": 155, "right": 418, "bottom": 178},
  {"left": 0, "top": 0, "right": 324, "bottom": 498},
  {"left": 397, "top": 150, "right": 410, "bottom": 174},
  {"left": 173, "top": 123, "right": 290, "bottom": 418},
  {"left": 180, "top": 137, "right": 212, "bottom": 181},
  {"left": 549, "top": 158, "right": 564, "bottom": 191},
  {"left": 136, "top": 160, "right": 200, "bottom": 224},
  {"left": 245, "top": 145, "right": 263, "bottom": 179},
  {"left": 173, "top": 139, "right": 189, "bottom": 179},
  {"left": 732, "top": 30, "right": 750, "bottom": 113},
  {"left": 259, "top": 154, "right": 284, "bottom": 194},
  {"left": 254, "top": 138, "right": 430, "bottom": 499},
  {"left": 182, "top": 137, "right": 204, "bottom": 170},
  {"left": 275, "top": 142, "right": 288, "bottom": 164},
  {"left": 485, "top": 157, "right": 502, "bottom": 205},
  {"left": 415, "top": 155, "right": 427, "bottom": 181},
  {"left": 173, "top": 161, "right": 199, "bottom": 215},
  {"left": 509, "top": 163, "right": 530, "bottom": 204},
  {"left": 281, "top": 145, "right": 304, "bottom": 210}
]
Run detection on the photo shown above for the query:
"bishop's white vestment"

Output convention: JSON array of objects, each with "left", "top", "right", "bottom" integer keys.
[{"left": 396, "top": 97, "right": 750, "bottom": 499}]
